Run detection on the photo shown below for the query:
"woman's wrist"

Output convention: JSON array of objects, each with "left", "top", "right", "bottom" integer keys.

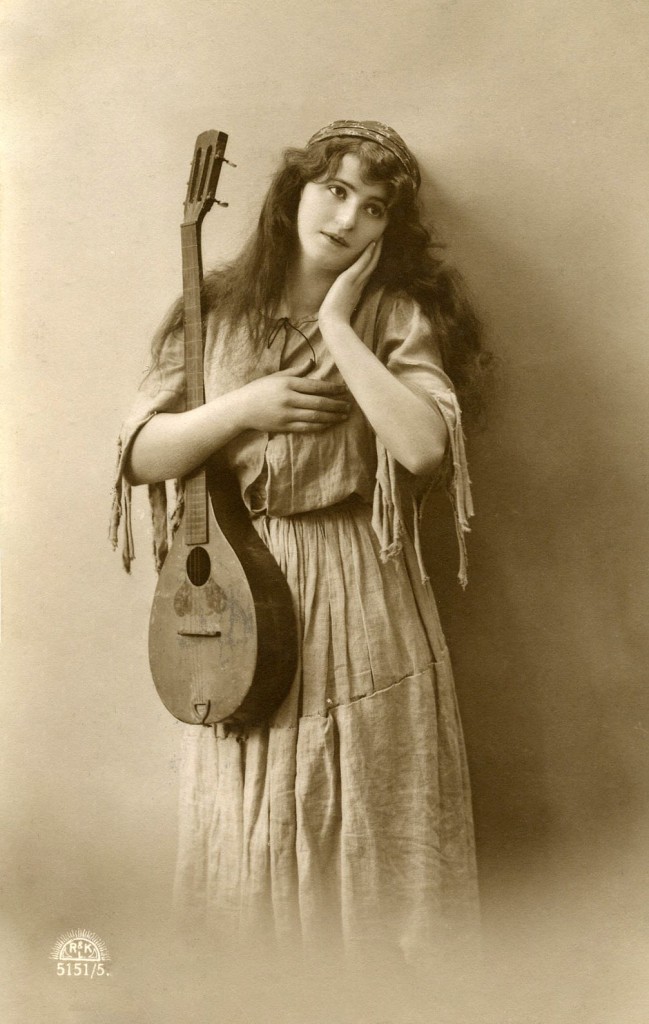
[
  {"left": 209, "top": 386, "right": 252, "bottom": 435},
  {"left": 318, "top": 313, "right": 353, "bottom": 338}
]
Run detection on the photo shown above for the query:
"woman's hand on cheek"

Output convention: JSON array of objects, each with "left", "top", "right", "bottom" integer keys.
[{"left": 319, "top": 238, "right": 383, "bottom": 328}]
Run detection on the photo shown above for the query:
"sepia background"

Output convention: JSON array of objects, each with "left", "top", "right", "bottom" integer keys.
[{"left": 2, "top": 0, "right": 648, "bottom": 1021}]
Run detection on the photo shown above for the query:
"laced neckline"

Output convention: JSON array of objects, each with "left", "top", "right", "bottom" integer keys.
[{"left": 265, "top": 314, "right": 318, "bottom": 354}]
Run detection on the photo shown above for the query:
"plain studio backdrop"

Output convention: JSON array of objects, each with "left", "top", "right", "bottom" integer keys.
[{"left": 2, "top": 1, "right": 648, "bottom": 1021}]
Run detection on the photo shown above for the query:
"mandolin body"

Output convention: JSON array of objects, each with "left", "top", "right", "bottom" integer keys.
[
  {"left": 147, "top": 129, "right": 297, "bottom": 727},
  {"left": 149, "top": 462, "right": 297, "bottom": 727}
]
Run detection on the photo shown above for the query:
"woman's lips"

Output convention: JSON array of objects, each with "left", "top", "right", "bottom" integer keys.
[{"left": 321, "top": 232, "right": 349, "bottom": 248}]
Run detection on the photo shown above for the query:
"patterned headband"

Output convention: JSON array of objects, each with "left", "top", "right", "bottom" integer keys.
[{"left": 306, "top": 119, "right": 421, "bottom": 191}]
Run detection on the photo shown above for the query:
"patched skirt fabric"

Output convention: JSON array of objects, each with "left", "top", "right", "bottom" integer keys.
[{"left": 172, "top": 501, "right": 479, "bottom": 964}]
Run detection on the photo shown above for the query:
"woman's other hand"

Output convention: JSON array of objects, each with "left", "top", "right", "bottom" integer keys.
[
  {"left": 238, "top": 367, "right": 351, "bottom": 433},
  {"left": 319, "top": 239, "right": 383, "bottom": 328}
]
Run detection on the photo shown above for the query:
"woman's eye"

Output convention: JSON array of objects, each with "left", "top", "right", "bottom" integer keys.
[
  {"left": 329, "top": 184, "right": 346, "bottom": 199},
  {"left": 366, "top": 204, "right": 385, "bottom": 218}
]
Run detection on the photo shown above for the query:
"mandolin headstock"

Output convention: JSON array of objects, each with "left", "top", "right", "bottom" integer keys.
[{"left": 183, "top": 130, "right": 230, "bottom": 227}]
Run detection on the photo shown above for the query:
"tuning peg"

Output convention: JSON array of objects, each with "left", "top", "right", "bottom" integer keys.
[
  {"left": 215, "top": 200, "right": 229, "bottom": 207},
  {"left": 221, "top": 158, "right": 237, "bottom": 167}
]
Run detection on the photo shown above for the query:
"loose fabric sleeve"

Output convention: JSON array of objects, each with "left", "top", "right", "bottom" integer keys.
[
  {"left": 109, "top": 330, "right": 186, "bottom": 572},
  {"left": 372, "top": 293, "right": 474, "bottom": 588}
]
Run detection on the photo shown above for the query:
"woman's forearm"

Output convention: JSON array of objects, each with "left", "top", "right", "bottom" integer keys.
[
  {"left": 126, "top": 369, "right": 354, "bottom": 484},
  {"left": 126, "top": 391, "right": 248, "bottom": 485},
  {"left": 319, "top": 317, "right": 448, "bottom": 476}
]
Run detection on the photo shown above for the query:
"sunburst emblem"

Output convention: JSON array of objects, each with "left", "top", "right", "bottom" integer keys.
[{"left": 50, "top": 929, "right": 110, "bottom": 962}]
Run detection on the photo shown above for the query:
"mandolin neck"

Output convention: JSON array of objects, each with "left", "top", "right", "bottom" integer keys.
[
  {"left": 181, "top": 221, "right": 206, "bottom": 411},
  {"left": 181, "top": 220, "right": 208, "bottom": 545}
]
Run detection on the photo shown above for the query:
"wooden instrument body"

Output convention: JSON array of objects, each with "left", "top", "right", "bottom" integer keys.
[
  {"left": 149, "top": 464, "right": 297, "bottom": 727},
  {"left": 147, "top": 130, "right": 297, "bottom": 727}
]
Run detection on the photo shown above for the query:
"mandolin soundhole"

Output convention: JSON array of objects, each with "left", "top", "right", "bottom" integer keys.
[{"left": 186, "top": 546, "right": 211, "bottom": 587}]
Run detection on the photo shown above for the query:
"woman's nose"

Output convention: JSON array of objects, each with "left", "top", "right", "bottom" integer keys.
[{"left": 336, "top": 201, "right": 357, "bottom": 231}]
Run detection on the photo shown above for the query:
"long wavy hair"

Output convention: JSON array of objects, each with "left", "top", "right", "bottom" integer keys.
[{"left": 153, "top": 136, "right": 492, "bottom": 421}]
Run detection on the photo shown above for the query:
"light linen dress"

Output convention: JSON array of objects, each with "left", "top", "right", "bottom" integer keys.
[{"left": 111, "top": 286, "right": 479, "bottom": 964}]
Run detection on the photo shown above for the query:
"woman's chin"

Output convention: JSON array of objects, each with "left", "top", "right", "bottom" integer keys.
[{"left": 298, "top": 237, "right": 358, "bottom": 275}]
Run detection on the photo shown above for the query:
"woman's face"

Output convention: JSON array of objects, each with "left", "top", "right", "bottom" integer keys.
[{"left": 295, "top": 153, "right": 389, "bottom": 275}]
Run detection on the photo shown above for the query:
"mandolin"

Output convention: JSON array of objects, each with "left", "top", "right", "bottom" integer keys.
[{"left": 148, "top": 131, "right": 298, "bottom": 727}]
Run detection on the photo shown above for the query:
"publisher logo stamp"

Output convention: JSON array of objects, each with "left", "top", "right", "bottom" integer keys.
[{"left": 50, "top": 929, "right": 111, "bottom": 977}]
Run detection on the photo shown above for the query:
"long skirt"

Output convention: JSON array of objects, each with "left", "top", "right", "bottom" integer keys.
[{"left": 172, "top": 500, "right": 479, "bottom": 967}]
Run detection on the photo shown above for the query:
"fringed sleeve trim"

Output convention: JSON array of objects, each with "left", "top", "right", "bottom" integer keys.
[
  {"left": 170, "top": 478, "right": 185, "bottom": 535},
  {"left": 148, "top": 481, "right": 169, "bottom": 573},
  {"left": 110, "top": 322, "right": 187, "bottom": 572},
  {"left": 371, "top": 441, "right": 406, "bottom": 566},
  {"left": 108, "top": 437, "right": 135, "bottom": 573},
  {"left": 108, "top": 410, "right": 160, "bottom": 573},
  {"left": 371, "top": 389, "right": 474, "bottom": 589},
  {"left": 109, "top": 402, "right": 187, "bottom": 574},
  {"left": 435, "top": 389, "right": 474, "bottom": 588}
]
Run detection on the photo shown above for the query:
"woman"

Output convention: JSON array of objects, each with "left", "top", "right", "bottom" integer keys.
[{"left": 110, "top": 120, "right": 489, "bottom": 967}]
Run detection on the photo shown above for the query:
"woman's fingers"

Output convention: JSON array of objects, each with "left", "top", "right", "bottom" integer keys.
[
  {"left": 366, "top": 236, "right": 383, "bottom": 273},
  {"left": 344, "top": 237, "right": 383, "bottom": 283},
  {"left": 317, "top": 238, "right": 384, "bottom": 326},
  {"left": 289, "top": 384, "right": 351, "bottom": 415},
  {"left": 289, "top": 400, "right": 350, "bottom": 420},
  {"left": 286, "top": 420, "right": 337, "bottom": 432},
  {"left": 288, "top": 376, "right": 349, "bottom": 396},
  {"left": 288, "top": 391, "right": 352, "bottom": 427},
  {"left": 355, "top": 238, "right": 383, "bottom": 284},
  {"left": 242, "top": 372, "right": 353, "bottom": 432},
  {"left": 283, "top": 398, "right": 351, "bottom": 431},
  {"left": 288, "top": 391, "right": 349, "bottom": 411}
]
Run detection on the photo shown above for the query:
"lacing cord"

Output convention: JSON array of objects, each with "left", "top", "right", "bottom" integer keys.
[{"left": 266, "top": 317, "right": 317, "bottom": 367}]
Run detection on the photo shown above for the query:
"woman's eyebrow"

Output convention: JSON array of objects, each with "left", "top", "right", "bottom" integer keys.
[{"left": 328, "top": 176, "right": 387, "bottom": 204}]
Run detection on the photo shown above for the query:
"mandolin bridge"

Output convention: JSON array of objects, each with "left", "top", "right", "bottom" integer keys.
[{"left": 177, "top": 628, "right": 222, "bottom": 637}]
